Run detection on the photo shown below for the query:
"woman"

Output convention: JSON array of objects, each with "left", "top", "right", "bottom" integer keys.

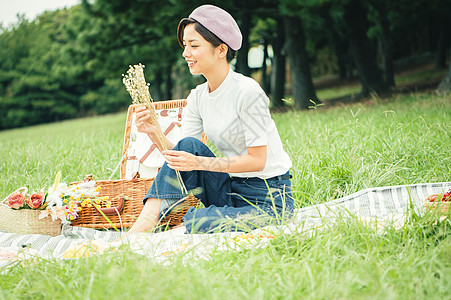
[{"left": 126, "top": 4, "right": 293, "bottom": 235}]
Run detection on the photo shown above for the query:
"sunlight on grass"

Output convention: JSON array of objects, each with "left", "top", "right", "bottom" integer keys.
[
  {"left": 312, "top": 67, "right": 446, "bottom": 101},
  {"left": 316, "top": 84, "right": 361, "bottom": 100},
  {"left": 395, "top": 68, "right": 447, "bottom": 86}
]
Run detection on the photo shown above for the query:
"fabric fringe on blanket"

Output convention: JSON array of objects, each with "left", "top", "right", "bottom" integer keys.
[{"left": 1, "top": 182, "right": 450, "bottom": 267}]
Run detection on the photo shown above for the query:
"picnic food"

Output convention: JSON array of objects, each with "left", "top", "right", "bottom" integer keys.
[
  {"left": 0, "top": 248, "right": 18, "bottom": 263},
  {"left": 63, "top": 240, "right": 110, "bottom": 258},
  {"left": 425, "top": 189, "right": 451, "bottom": 203},
  {"left": 424, "top": 189, "right": 451, "bottom": 213}
]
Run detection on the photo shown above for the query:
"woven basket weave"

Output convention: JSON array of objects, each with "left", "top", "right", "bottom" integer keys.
[
  {"left": 70, "top": 176, "right": 153, "bottom": 229},
  {"left": 70, "top": 176, "right": 199, "bottom": 229},
  {"left": 120, "top": 100, "right": 207, "bottom": 179},
  {"left": 0, "top": 188, "right": 61, "bottom": 236}
]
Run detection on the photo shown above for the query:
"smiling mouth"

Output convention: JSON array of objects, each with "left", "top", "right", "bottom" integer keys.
[{"left": 187, "top": 61, "right": 196, "bottom": 67}]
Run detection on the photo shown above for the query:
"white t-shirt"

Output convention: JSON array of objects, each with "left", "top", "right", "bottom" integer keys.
[{"left": 181, "top": 69, "right": 292, "bottom": 179}]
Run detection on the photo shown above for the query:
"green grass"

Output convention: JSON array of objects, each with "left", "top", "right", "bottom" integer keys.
[
  {"left": 314, "top": 66, "right": 447, "bottom": 101},
  {"left": 395, "top": 68, "right": 447, "bottom": 86},
  {"left": 0, "top": 92, "right": 450, "bottom": 299},
  {"left": 274, "top": 93, "right": 450, "bottom": 206},
  {"left": 0, "top": 113, "right": 125, "bottom": 195},
  {"left": 316, "top": 83, "right": 361, "bottom": 100}
]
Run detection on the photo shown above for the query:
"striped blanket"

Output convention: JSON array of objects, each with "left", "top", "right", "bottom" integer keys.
[{"left": 1, "top": 182, "right": 449, "bottom": 266}]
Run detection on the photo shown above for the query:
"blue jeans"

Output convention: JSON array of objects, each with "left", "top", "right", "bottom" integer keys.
[{"left": 144, "top": 137, "right": 294, "bottom": 233}]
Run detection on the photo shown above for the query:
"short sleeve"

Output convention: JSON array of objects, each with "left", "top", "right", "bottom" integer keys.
[
  {"left": 181, "top": 92, "right": 203, "bottom": 140},
  {"left": 239, "top": 89, "right": 271, "bottom": 147}
]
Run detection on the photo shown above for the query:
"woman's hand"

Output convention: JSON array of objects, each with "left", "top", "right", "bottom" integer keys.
[
  {"left": 163, "top": 150, "right": 200, "bottom": 171},
  {"left": 134, "top": 104, "right": 176, "bottom": 151},
  {"left": 135, "top": 104, "right": 158, "bottom": 135}
]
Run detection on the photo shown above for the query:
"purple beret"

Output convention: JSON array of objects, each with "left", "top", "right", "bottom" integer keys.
[{"left": 189, "top": 5, "right": 242, "bottom": 51}]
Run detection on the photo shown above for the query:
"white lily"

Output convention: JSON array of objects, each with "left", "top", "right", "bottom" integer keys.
[{"left": 46, "top": 182, "right": 68, "bottom": 208}]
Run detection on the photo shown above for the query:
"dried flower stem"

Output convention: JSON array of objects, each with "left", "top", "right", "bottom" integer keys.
[
  {"left": 122, "top": 63, "right": 187, "bottom": 195},
  {"left": 122, "top": 63, "right": 166, "bottom": 151}
]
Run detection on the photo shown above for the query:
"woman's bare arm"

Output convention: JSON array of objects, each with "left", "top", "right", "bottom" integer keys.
[{"left": 163, "top": 145, "right": 267, "bottom": 173}]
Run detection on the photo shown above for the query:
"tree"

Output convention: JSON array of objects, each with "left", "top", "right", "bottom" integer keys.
[
  {"left": 437, "top": 54, "right": 451, "bottom": 94},
  {"left": 437, "top": 12, "right": 451, "bottom": 95},
  {"left": 3, "top": 0, "right": 451, "bottom": 130},
  {"left": 369, "top": 0, "right": 395, "bottom": 87},
  {"left": 234, "top": 10, "right": 252, "bottom": 77},
  {"left": 284, "top": 15, "right": 319, "bottom": 109},
  {"left": 269, "top": 17, "right": 287, "bottom": 108},
  {"left": 320, "top": 6, "right": 352, "bottom": 80},
  {"left": 71, "top": 0, "right": 189, "bottom": 100},
  {"left": 432, "top": 2, "right": 451, "bottom": 70},
  {"left": 252, "top": 16, "right": 286, "bottom": 108},
  {"left": 280, "top": 0, "right": 319, "bottom": 109},
  {"left": 0, "top": 10, "right": 82, "bottom": 129},
  {"left": 342, "top": 0, "right": 388, "bottom": 96}
]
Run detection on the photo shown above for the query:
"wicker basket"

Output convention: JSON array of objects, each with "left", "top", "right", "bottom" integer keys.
[
  {"left": 0, "top": 188, "right": 61, "bottom": 236},
  {"left": 70, "top": 176, "right": 153, "bottom": 229},
  {"left": 120, "top": 100, "right": 207, "bottom": 180},
  {"left": 70, "top": 175, "right": 200, "bottom": 229},
  {"left": 71, "top": 99, "right": 204, "bottom": 230}
]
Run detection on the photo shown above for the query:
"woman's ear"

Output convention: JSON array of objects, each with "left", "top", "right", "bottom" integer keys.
[{"left": 217, "top": 44, "right": 228, "bottom": 59}]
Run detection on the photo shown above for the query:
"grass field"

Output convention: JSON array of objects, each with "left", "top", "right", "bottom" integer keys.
[{"left": 0, "top": 92, "right": 450, "bottom": 299}]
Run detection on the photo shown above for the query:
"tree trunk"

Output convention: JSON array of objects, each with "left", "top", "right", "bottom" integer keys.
[
  {"left": 235, "top": 11, "right": 251, "bottom": 77},
  {"left": 435, "top": 14, "right": 450, "bottom": 70},
  {"left": 437, "top": 62, "right": 451, "bottom": 94},
  {"left": 320, "top": 7, "right": 349, "bottom": 80},
  {"left": 152, "top": 69, "right": 163, "bottom": 100},
  {"left": 372, "top": 0, "right": 395, "bottom": 87},
  {"left": 437, "top": 18, "right": 451, "bottom": 94},
  {"left": 270, "top": 17, "right": 286, "bottom": 109},
  {"left": 284, "top": 16, "right": 319, "bottom": 109},
  {"left": 164, "top": 65, "right": 172, "bottom": 100},
  {"left": 261, "top": 40, "right": 270, "bottom": 94},
  {"left": 343, "top": 0, "right": 387, "bottom": 95}
]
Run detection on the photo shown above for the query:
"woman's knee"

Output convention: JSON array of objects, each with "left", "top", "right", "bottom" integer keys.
[
  {"left": 174, "top": 137, "right": 201, "bottom": 150},
  {"left": 174, "top": 137, "right": 213, "bottom": 156}
]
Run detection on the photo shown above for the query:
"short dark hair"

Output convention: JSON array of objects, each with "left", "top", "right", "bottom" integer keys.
[{"left": 177, "top": 18, "right": 237, "bottom": 63}]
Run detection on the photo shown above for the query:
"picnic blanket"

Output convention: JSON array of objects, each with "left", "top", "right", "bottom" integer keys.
[{"left": 1, "top": 182, "right": 449, "bottom": 266}]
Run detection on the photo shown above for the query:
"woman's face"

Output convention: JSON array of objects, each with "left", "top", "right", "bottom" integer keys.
[{"left": 182, "top": 23, "right": 218, "bottom": 76}]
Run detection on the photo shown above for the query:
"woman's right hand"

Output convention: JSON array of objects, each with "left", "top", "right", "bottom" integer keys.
[{"left": 135, "top": 104, "right": 158, "bottom": 135}]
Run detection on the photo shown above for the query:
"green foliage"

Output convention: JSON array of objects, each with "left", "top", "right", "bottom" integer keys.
[
  {"left": 0, "top": 7, "right": 141, "bottom": 129},
  {"left": 0, "top": 0, "right": 450, "bottom": 129},
  {"left": 80, "top": 79, "right": 130, "bottom": 114}
]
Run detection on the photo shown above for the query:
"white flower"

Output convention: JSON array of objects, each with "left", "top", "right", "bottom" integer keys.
[
  {"left": 39, "top": 209, "right": 51, "bottom": 220},
  {"left": 39, "top": 207, "right": 67, "bottom": 222},
  {"left": 46, "top": 182, "right": 68, "bottom": 208}
]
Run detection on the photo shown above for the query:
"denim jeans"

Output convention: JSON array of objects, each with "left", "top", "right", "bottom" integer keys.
[{"left": 144, "top": 137, "right": 294, "bottom": 233}]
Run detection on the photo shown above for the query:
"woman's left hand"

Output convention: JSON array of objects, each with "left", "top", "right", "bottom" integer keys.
[{"left": 163, "top": 150, "right": 201, "bottom": 171}]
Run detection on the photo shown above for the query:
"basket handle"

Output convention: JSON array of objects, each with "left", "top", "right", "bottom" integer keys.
[
  {"left": 131, "top": 172, "right": 140, "bottom": 181},
  {"left": 94, "top": 197, "right": 125, "bottom": 216}
]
